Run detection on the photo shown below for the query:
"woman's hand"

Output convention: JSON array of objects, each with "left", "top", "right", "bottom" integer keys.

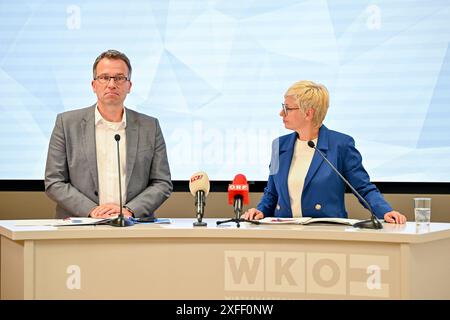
[
  {"left": 242, "top": 208, "right": 265, "bottom": 220},
  {"left": 384, "top": 211, "right": 407, "bottom": 224}
]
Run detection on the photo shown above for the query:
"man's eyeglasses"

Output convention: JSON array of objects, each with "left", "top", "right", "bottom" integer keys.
[
  {"left": 281, "top": 103, "right": 300, "bottom": 116},
  {"left": 94, "top": 74, "right": 129, "bottom": 84}
]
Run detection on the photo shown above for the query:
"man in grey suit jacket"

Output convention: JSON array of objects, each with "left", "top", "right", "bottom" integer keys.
[{"left": 45, "top": 50, "right": 172, "bottom": 219}]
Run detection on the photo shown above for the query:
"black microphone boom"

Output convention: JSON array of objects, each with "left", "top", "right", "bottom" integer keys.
[
  {"left": 307, "top": 140, "right": 383, "bottom": 230},
  {"left": 109, "top": 134, "right": 134, "bottom": 227}
]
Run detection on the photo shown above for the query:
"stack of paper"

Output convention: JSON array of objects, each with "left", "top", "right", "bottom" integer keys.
[
  {"left": 15, "top": 218, "right": 107, "bottom": 227},
  {"left": 256, "top": 217, "right": 359, "bottom": 226}
]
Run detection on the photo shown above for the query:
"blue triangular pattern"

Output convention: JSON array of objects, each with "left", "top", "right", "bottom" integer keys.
[
  {"left": 337, "top": 1, "right": 449, "bottom": 65},
  {"left": 23, "top": 0, "right": 47, "bottom": 11},
  {"left": 163, "top": 1, "right": 208, "bottom": 43},
  {"left": 417, "top": 43, "right": 450, "bottom": 148},
  {"left": 165, "top": 50, "right": 220, "bottom": 110},
  {"left": 2, "top": 61, "right": 64, "bottom": 126},
  {"left": 1, "top": 2, "right": 66, "bottom": 124},
  {"left": 0, "top": 2, "right": 31, "bottom": 61},
  {"left": 326, "top": 0, "right": 370, "bottom": 39},
  {"left": 215, "top": 0, "right": 303, "bottom": 19},
  {"left": 142, "top": 51, "right": 185, "bottom": 112},
  {"left": 150, "top": 0, "right": 170, "bottom": 42}
]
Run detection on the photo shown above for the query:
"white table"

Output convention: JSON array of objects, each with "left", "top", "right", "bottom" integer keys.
[{"left": 1, "top": 219, "right": 449, "bottom": 299}]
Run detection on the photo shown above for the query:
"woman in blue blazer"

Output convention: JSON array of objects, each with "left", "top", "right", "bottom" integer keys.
[{"left": 243, "top": 80, "right": 406, "bottom": 224}]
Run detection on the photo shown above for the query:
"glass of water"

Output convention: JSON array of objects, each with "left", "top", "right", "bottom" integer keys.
[{"left": 414, "top": 197, "right": 431, "bottom": 225}]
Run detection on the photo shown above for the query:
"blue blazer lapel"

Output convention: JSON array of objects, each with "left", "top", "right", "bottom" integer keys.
[
  {"left": 303, "top": 125, "right": 329, "bottom": 190},
  {"left": 125, "top": 109, "right": 138, "bottom": 189},
  {"left": 81, "top": 106, "right": 98, "bottom": 192},
  {"left": 277, "top": 132, "right": 297, "bottom": 211}
]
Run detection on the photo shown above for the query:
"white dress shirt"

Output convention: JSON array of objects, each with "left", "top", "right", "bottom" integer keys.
[
  {"left": 95, "top": 106, "right": 127, "bottom": 206},
  {"left": 288, "top": 138, "right": 317, "bottom": 218}
]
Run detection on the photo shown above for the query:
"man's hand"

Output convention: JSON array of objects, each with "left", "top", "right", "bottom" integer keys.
[
  {"left": 89, "top": 204, "right": 133, "bottom": 218},
  {"left": 384, "top": 211, "right": 407, "bottom": 224},
  {"left": 241, "top": 208, "right": 265, "bottom": 220}
]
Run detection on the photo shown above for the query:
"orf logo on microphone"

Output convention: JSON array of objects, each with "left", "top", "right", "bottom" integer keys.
[
  {"left": 228, "top": 184, "right": 248, "bottom": 191},
  {"left": 190, "top": 175, "right": 203, "bottom": 183}
]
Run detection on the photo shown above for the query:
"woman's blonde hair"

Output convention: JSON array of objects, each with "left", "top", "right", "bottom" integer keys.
[{"left": 285, "top": 80, "right": 329, "bottom": 127}]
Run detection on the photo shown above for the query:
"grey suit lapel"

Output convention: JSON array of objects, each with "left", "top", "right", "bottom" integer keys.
[
  {"left": 125, "top": 109, "right": 139, "bottom": 189},
  {"left": 81, "top": 106, "right": 99, "bottom": 192}
]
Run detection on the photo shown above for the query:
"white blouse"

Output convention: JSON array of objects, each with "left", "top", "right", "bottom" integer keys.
[{"left": 287, "top": 138, "right": 317, "bottom": 217}]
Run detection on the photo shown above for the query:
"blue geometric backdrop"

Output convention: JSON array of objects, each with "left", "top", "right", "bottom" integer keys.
[{"left": 1, "top": 0, "right": 449, "bottom": 181}]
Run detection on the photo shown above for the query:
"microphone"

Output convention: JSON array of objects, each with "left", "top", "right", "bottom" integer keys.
[
  {"left": 307, "top": 140, "right": 383, "bottom": 229},
  {"left": 217, "top": 173, "right": 251, "bottom": 228},
  {"left": 216, "top": 174, "right": 250, "bottom": 228},
  {"left": 228, "top": 174, "right": 250, "bottom": 216},
  {"left": 189, "top": 171, "right": 210, "bottom": 226},
  {"left": 108, "top": 134, "right": 134, "bottom": 227}
]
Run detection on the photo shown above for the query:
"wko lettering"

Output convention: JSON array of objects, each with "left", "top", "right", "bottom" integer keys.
[{"left": 224, "top": 251, "right": 390, "bottom": 298}]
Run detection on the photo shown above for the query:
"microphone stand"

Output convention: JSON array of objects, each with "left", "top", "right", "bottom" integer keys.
[
  {"left": 309, "top": 141, "right": 383, "bottom": 230},
  {"left": 353, "top": 215, "right": 383, "bottom": 229},
  {"left": 109, "top": 134, "right": 134, "bottom": 227},
  {"left": 216, "top": 196, "right": 246, "bottom": 228},
  {"left": 193, "top": 190, "right": 207, "bottom": 226}
]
